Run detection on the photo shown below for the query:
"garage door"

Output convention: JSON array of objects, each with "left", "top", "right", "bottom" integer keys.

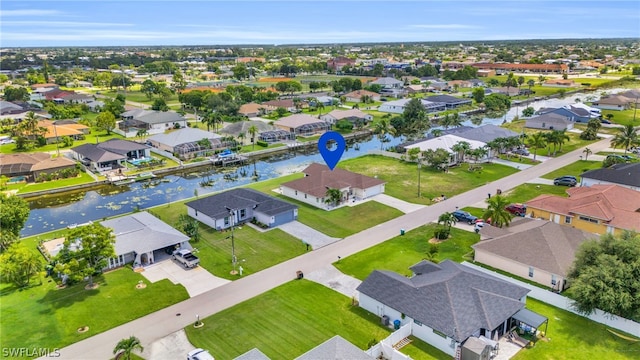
[
  {"left": 272, "top": 211, "right": 295, "bottom": 227},
  {"left": 366, "top": 185, "right": 383, "bottom": 197}
]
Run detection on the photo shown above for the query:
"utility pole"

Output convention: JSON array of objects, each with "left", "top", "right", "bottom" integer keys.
[{"left": 226, "top": 207, "right": 238, "bottom": 275}]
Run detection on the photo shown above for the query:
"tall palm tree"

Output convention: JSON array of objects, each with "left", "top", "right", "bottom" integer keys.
[
  {"left": 247, "top": 125, "right": 258, "bottom": 150},
  {"left": 556, "top": 129, "right": 571, "bottom": 152},
  {"left": 431, "top": 129, "right": 443, "bottom": 138},
  {"left": 373, "top": 119, "right": 390, "bottom": 150},
  {"left": 611, "top": 124, "right": 639, "bottom": 154},
  {"left": 526, "top": 132, "right": 547, "bottom": 160},
  {"left": 483, "top": 195, "right": 513, "bottom": 228},
  {"left": 543, "top": 131, "right": 559, "bottom": 156},
  {"left": 451, "top": 112, "right": 463, "bottom": 128},
  {"left": 316, "top": 102, "right": 325, "bottom": 116},
  {"left": 582, "top": 147, "right": 592, "bottom": 161},
  {"left": 439, "top": 114, "right": 453, "bottom": 129},
  {"left": 451, "top": 141, "right": 471, "bottom": 164},
  {"left": 437, "top": 212, "right": 457, "bottom": 232},
  {"left": 113, "top": 336, "right": 143, "bottom": 360}
]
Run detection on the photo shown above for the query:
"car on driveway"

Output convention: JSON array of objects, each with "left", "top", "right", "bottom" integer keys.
[
  {"left": 188, "top": 348, "right": 214, "bottom": 360},
  {"left": 505, "top": 203, "right": 527, "bottom": 216},
  {"left": 554, "top": 176, "right": 577, "bottom": 186},
  {"left": 453, "top": 210, "right": 478, "bottom": 225},
  {"left": 512, "top": 148, "right": 530, "bottom": 156}
]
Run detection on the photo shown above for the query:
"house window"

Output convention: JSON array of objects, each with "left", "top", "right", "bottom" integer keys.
[
  {"left": 551, "top": 274, "right": 557, "bottom": 286},
  {"left": 433, "top": 329, "right": 447, "bottom": 338},
  {"left": 195, "top": 210, "right": 198, "bottom": 216},
  {"left": 304, "top": 194, "right": 307, "bottom": 199},
  {"left": 224, "top": 217, "right": 230, "bottom": 226},
  {"left": 529, "top": 267, "right": 534, "bottom": 278},
  {"left": 578, "top": 215, "right": 599, "bottom": 224},
  {"left": 542, "top": 122, "right": 546, "bottom": 128},
  {"left": 240, "top": 209, "right": 246, "bottom": 218},
  {"left": 295, "top": 190, "right": 298, "bottom": 195},
  {"left": 565, "top": 216, "right": 571, "bottom": 224}
]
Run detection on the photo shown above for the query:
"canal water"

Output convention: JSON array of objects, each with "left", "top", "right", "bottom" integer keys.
[{"left": 22, "top": 91, "right": 615, "bottom": 236}]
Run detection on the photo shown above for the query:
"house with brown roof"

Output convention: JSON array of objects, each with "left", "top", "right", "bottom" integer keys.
[
  {"left": 525, "top": 184, "right": 640, "bottom": 235},
  {"left": 319, "top": 109, "right": 373, "bottom": 125},
  {"left": 542, "top": 79, "right": 577, "bottom": 88},
  {"left": 473, "top": 218, "right": 598, "bottom": 292},
  {"left": 327, "top": 56, "right": 356, "bottom": 71},
  {"left": 344, "top": 90, "right": 381, "bottom": 103},
  {"left": 472, "top": 63, "right": 567, "bottom": 74},
  {"left": 0, "top": 152, "right": 76, "bottom": 182},
  {"left": 273, "top": 114, "right": 330, "bottom": 136},
  {"left": 36, "top": 120, "right": 91, "bottom": 144},
  {"left": 238, "top": 102, "right": 267, "bottom": 117},
  {"left": 280, "top": 163, "right": 385, "bottom": 209},
  {"left": 592, "top": 95, "right": 634, "bottom": 111},
  {"left": 262, "top": 99, "right": 296, "bottom": 112}
]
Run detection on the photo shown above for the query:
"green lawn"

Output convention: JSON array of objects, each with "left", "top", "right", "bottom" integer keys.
[
  {"left": 0, "top": 267, "right": 188, "bottom": 354},
  {"left": 338, "top": 155, "right": 519, "bottom": 205},
  {"left": 0, "top": 129, "right": 125, "bottom": 154},
  {"left": 541, "top": 160, "right": 602, "bottom": 179},
  {"left": 497, "top": 154, "right": 540, "bottom": 165},
  {"left": 6, "top": 171, "right": 96, "bottom": 194},
  {"left": 334, "top": 223, "right": 479, "bottom": 280},
  {"left": 513, "top": 299, "right": 639, "bottom": 360},
  {"left": 185, "top": 279, "right": 448, "bottom": 360},
  {"left": 600, "top": 108, "right": 639, "bottom": 126}
]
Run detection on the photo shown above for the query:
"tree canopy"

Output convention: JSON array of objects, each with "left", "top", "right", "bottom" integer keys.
[
  {"left": 483, "top": 93, "right": 511, "bottom": 111},
  {"left": 567, "top": 231, "right": 640, "bottom": 321},
  {"left": 0, "top": 194, "right": 30, "bottom": 240}
]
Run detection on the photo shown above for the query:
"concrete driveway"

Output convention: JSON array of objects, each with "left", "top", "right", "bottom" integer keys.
[
  {"left": 141, "top": 330, "right": 195, "bottom": 360},
  {"left": 305, "top": 265, "right": 362, "bottom": 299},
  {"left": 142, "top": 260, "right": 231, "bottom": 298},
  {"left": 278, "top": 221, "right": 340, "bottom": 249},
  {"left": 368, "top": 194, "right": 426, "bottom": 213}
]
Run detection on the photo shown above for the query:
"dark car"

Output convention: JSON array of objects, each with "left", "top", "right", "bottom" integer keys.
[
  {"left": 601, "top": 119, "right": 612, "bottom": 124},
  {"left": 512, "top": 148, "right": 530, "bottom": 156},
  {"left": 505, "top": 203, "right": 527, "bottom": 216},
  {"left": 554, "top": 176, "right": 578, "bottom": 186},
  {"left": 453, "top": 210, "right": 478, "bottom": 225}
]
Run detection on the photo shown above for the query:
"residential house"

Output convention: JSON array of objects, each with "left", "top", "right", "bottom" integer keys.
[
  {"left": 580, "top": 163, "right": 640, "bottom": 191},
  {"left": 118, "top": 109, "right": 188, "bottom": 137},
  {"left": 234, "top": 348, "right": 271, "bottom": 360},
  {"left": 405, "top": 84, "right": 426, "bottom": 94},
  {"left": 30, "top": 83, "right": 59, "bottom": 91},
  {"left": 447, "top": 80, "right": 473, "bottom": 89},
  {"left": 535, "top": 107, "right": 591, "bottom": 123},
  {"left": 378, "top": 98, "right": 446, "bottom": 114},
  {"left": 0, "top": 101, "right": 25, "bottom": 115},
  {"left": 35, "top": 120, "right": 91, "bottom": 144},
  {"left": 472, "top": 63, "right": 567, "bottom": 74},
  {"left": 425, "top": 95, "right": 472, "bottom": 109},
  {"left": 477, "top": 69, "right": 496, "bottom": 77},
  {"left": 274, "top": 114, "right": 330, "bottom": 136},
  {"left": 186, "top": 188, "right": 298, "bottom": 230},
  {"left": 542, "top": 79, "right": 577, "bottom": 87},
  {"left": 263, "top": 99, "right": 297, "bottom": 113},
  {"left": 592, "top": 95, "right": 633, "bottom": 111},
  {"left": 86, "top": 100, "right": 104, "bottom": 112},
  {"left": 526, "top": 184, "right": 640, "bottom": 235},
  {"left": 311, "top": 95, "right": 338, "bottom": 106},
  {"left": 61, "top": 93, "right": 94, "bottom": 104},
  {"left": 71, "top": 139, "right": 151, "bottom": 172},
  {"left": 295, "top": 336, "right": 373, "bottom": 360},
  {"left": 357, "top": 260, "right": 539, "bottom": 357},
  {"left": 468, "top": 79, "right": 486, "bottom": 87},
  {"left": 567, "top": 103, "right": 601, "bottom": 118},
  {"left": 239, "top": 102, "right": 267, "bottom": 117},
  {"left": 280, "top": 163, "right": 385, "bottom": 209},
  {"left": 320, "top": 109, "right": 373, "bottom": 125},
  {"left": 404, "top": 134, "right": 488, "bottom": 165},
  {"left": 344, "top": 90, "right": 381, "bottom": 103},
  {"left": 525, "top": 113, "right": 574, "bottom": 131},
  {"left": 147, "top": 127, "right": 223, "bottom": 159},
  {"left": 100, "top": 211, "right": 191, "bottom": 268},
  {"left": 371, "top": 77, "right": 405, "bottom": 97},
  {"left": 437, "top": 124, "right": 520, "bottom": 144},
  {"left": 427, "top": 81, "right": 450, "bottom": 92},
  {"left": 258, "top": 129, "right": 295, "bottom": 143},
  {"left": 473, "top": 218, "right": 598, "bottom": 292},
  {"left": 488, "top": 87, "right": 521, "bottom": 97},
  {"left": 0, "top": 152, "right": 76, "bottom": 182}
]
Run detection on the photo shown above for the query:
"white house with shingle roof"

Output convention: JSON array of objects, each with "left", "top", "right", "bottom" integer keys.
[
  {"left": 320, "top": 109, "right": 373, "bottom": 124},
  {"left": 274, "top": 114, "right": 330, "bottom": 136}
]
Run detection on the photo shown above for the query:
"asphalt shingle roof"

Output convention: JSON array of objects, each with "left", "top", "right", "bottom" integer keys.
[
  {"left": 186, "top": 188, "right": 297, "bottom": 219},
  {"left": 580, "top": 163, "right": 640, "bottom": 188},
  {"left": 148, "top": 128, "right": 221, "bottom": 147},
  {"left": 281, "top": 163, "right": 385, "bottom": 198},
  {"left": 294, "top": 335, "right": 372, "bottom": 360},
  {"left": 357, "top": 260, "right": 529, "bottom": 342}
]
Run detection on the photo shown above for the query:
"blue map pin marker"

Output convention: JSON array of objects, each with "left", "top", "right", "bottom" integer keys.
[{"left": 318, "top": 131, "right": 346, "bottom": 171}]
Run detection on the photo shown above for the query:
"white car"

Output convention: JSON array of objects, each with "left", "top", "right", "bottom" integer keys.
[{"left": 187, "top": 348, "right": 214, "bottom": 360}]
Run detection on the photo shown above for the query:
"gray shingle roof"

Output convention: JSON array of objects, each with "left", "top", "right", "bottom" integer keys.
[
  {"left": 234, "top": 348, "right": 271, "bottom": 360},
  {"left": 426, "top": 94, "right": 472, "bottom": 104},
  {"left": 72, "top": 143, "right": 125, "bottom": 162},
  {"left": 136, "top": 111, "right": 186, "bottom": 125},
  {"left": 357, "top": 260, "right": 529, "bottom": 342},
  {"left": 580, "top": 163, "right": 640, "bottom": 187},
  {"left": 100, "top": 211, "right": 190, "bottom": 256},
  {"left": 148, "top": 128, "right": 221, "bottom": 147},
  {"left": 186, "top": 188, "right": 297, "bottom": 219},
  {"left": 294, "top": 335, "right": 372, "bottom": 360},
  {"left": 443, "top": 124, "right": 519, "bottom": 143}
]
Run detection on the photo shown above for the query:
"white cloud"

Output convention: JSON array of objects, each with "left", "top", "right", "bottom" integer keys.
[
  {"left": 0, "top": 9, "right": 62, "bottom": 17},
  {"left": 408, "top": 24, "right": 482, "bottom": 30},
  {"left": 2, "top": 21, "right": 133, "bottom": 27}
]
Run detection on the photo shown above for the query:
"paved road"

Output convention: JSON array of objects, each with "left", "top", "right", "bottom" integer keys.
[{"left": 52, "top": 137, "right": 612, "bottom": 360}]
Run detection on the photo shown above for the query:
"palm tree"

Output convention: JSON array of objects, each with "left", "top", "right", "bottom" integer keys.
[
  {"left": 611, "top": 124, "right": 639, "bottom": 154},
  {"left": 450, "top": 112, "right": 463, "bottom": 128},
  {"left": 582, "top": 147, "right": 592, "bottom": 161},
  {"left": 247, "top": 125, "right": 259, "bottom": 150},
  {"left": 469, "top": 147, "right": 488, "bottom": 164},
  {"left": 483, "top": 195, "right": 513, "bottom": 228},
  {"left": 373, "top": 119, "right": 390, "bottom": 150},
  {"left": 437, "top": 212, "right": 457, "bottom": 232},
  {"left": 237, "top": 132, "right": 246, "bottom": 146},
  {"left": 556, "top": 129, "right": 571, "bottom": 152},
  {"left": 451, "top": 141, "right": 471, "bottom": 164},
  {"left": 113, "top": 336, "right": 143, "bottom": 360},
  {"left": 485, "top": 139, "right": 502, "bottom": 159},
  {"left": 526, "top": 132, "right": 547, "bottom": 160},
  {"left": 317, "top": 102, "right": 325, "bottom": 116},
  {"left": 431, "top": 129, "right": 443, "bottom": 137},
  {"left": 527, "top": 79, "right": 535, "bottom": 95},
  {"left": 324, "top": 188, "right": 342, "bottom": 207},
  {"left": 439, "top": 114, "right": 453, "bottom": 129}
]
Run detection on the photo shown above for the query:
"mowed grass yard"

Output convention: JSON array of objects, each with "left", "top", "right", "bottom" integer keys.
[
  {"left": 0, "top": 267, "right": 188, "bottom": 353},
  {"left": 5, "top": 171, "right": 96, "bottom": 194},
  {"left": 185, "top": 279, "right": 449, "bottom": 360},
  {"left": 541, "top": 160, "right": 602, "bottom": 180},
  {"left": 338, "top": 155, "right": 519, "bottom": 205},
  {"left": 335, "top": 224, "right": 480, "bottom": 280},
  {"left": 513, "top": 299, "right": 640, "bottom": 360}
]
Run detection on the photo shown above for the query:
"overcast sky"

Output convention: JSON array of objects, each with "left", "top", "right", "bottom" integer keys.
[{"left": 1, "top": 1, "right": 638, "bottom": 47}]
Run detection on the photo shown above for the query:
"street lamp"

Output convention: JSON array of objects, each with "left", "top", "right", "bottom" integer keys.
[{"left": 225, "top": 206, "right": 238, "bottom": 275}]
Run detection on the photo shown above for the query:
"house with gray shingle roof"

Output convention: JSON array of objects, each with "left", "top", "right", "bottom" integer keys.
[
  {"left": 295, "top": 335, "right": 373, "bottom": 360},
  {"left": 186, "top": 188, "right": 298, "bottom": 230},
  {"left": 118, "top": 109, "right": 188, "bottom": 137},
  {"left": 580, "top": 162, "right": 640, "bottom": 191},
  {"left": 473, "top": 218, "right": 598, "bottom": 292},
  {"left": 148, "top": 127, "right": 223, "bottom": 159},
  {"left": 71, "top": 139, "right": 150, "bottom": 172},
  {"left": 233, "top": 348, "right": 271, "bottom": 360},
  {"left": 357, "top": 260, "right": 534, "bottom": 356},
  {"left": 101, "top": 211, "right": 191, "bottom": 268},
  {"left": 525, "top": 113, "right": 574, "bottom": 130}
]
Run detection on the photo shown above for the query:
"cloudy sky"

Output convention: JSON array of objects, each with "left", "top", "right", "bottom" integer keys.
[{"left": 1, "top": 1, "right": 638, "bottom": 47}]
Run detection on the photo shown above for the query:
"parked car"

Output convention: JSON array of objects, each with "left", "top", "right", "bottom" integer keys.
[
  {"left": 600, "top": 119, "right": 612, "bottom": 124},
  {"left": 187, "top": 348, "right": 214, "bottom": 360},
  {"left": 505, "top": 203, "right": 527, "bottom": 216},
  {"left": 453, "top": 210, "right": 478, "bottom": 225},
  {"left": 512, "top": 148, "right": 530, "bottom": 156},
  {"left": 172, "top": 249, "right": 200, "bottom": 268},
  {"left": 0, "top": 138, "right": 15, "bottom": 145},
  {"left": 554, "top": 176, "right": 578, "bottom": 186}
]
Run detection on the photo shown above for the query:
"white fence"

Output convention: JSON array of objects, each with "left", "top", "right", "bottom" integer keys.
[
  {"left": 461, "top": 262, "right": 640, "bottom": 337},
  {"left": 366, "top": 323, "right": 413, "bottom": 360}
]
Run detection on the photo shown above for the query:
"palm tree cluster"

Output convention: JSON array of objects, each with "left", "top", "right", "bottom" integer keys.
[
  {"left": 485, "top": 136, "right": 522, "bottom": 157},
  {"left": 542, "top": 129, "right": 571, "bottom": 156},
  {"left": 611, "top": 125, "right": 639, "bottom": 154},
  {"left": 437, "top": 112, "right": 464, "bottom": 129}
]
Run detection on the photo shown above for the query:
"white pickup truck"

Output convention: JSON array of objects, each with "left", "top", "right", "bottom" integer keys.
[{"left": 172, "top": 249, "right": 200, "bottom": 268}]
